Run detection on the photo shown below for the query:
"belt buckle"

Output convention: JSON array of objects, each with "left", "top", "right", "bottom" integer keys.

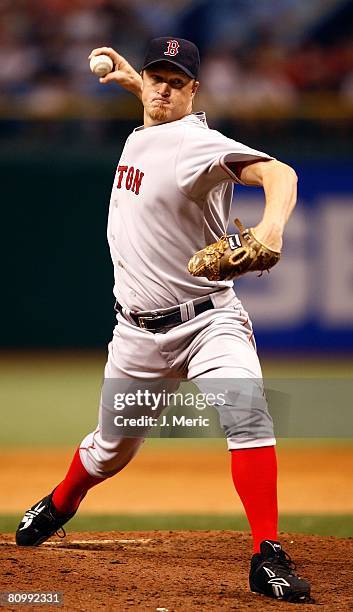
[
  {"left": 138, "top": 314, "right": 158, "bottom": 329},
  {"left": 138, "top": 312, "right": 164, "bottom": 331}
]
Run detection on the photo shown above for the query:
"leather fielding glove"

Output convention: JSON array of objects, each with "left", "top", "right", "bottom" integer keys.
[{"left": 188, "top": 218, "right": 281, "bottom": 281}]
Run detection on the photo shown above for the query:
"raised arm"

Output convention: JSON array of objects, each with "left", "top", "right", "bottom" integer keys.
[
  {"left": 88, "top": 47, "right": 143, "bottom": 100},
  {"left": 232, "top": 159, "right": 298, "bottom": 252}
]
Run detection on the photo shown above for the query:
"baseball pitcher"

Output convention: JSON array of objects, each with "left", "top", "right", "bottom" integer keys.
[{"left": 16, "top": 37, "right": 311, "bottom": 604}]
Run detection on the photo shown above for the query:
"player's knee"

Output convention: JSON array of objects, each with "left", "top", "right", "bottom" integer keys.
[
  {"left": 79, "top": 434, "right": 143, "bottom": 478},
  {"left": 102, "top": 438, "right": 143, "bottom": 476}
]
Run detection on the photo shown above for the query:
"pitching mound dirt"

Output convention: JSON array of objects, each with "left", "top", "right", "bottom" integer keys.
[{"left": 1, "top": 531, "right": 352, "bottom": 611}]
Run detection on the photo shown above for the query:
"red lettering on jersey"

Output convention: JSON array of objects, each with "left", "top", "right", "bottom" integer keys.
[
  {"left": 116, "top": 165, "right": 144, "bottom": 195},
  {"left": 164, "top": 39, "right": 180, "bottom": 57},
  {"left": 116, "top": 165, "right": 128, "bottom": 188},
  {"left": 132, "top": 169, "right": 144, "bottom": 195},
  {"left": 125, "top": 166, "right": 134, "bottom": 190}
]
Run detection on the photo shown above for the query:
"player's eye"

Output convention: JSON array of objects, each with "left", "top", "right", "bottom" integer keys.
[{"left": 171, "top": 79, "right": 184, "bottom": 88}]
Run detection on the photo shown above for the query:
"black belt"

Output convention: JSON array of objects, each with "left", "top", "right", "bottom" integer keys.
[{"left": 114, "top": 297, "right": 215, "bottom": 333}]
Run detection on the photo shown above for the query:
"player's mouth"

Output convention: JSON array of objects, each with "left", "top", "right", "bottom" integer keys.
[{"left": 152, "top": 98, "right": 170, "bottom": 105}]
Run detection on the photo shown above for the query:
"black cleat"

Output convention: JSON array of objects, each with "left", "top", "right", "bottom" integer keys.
[
  {"left": 249, "top": 540, "right": 312, "bottom": 603},
  {"left": 15, "top": 492, "right": 76, "bottom": 547}
]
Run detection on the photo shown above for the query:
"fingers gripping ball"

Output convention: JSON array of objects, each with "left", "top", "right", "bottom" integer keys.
[
  {"left": 89, "top": 54, "right": 114, "bottom": 77},
  {"left": 188, "top": 218, "right": 281, "bottom": 281}
]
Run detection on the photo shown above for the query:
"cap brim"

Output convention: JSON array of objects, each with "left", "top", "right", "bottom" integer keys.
[{"left": 141, "top": 59, "right": 196, "bottom": 79}]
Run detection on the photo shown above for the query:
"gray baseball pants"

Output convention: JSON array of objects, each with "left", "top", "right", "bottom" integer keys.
[{"left": 79, "top": 288, "right": 275, "bottom": 478}]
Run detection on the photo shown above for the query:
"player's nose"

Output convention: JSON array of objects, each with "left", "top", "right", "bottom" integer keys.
[{"left": 158, "top": 82, "right": 170, "bottom": 96}]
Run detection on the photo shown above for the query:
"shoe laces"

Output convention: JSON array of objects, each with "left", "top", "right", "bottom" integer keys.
[
  {"left": 48, "top": 503, "right": 67, "bottom": 540},
  {"left": 268, "top": 550, "right": 297, "bottom": 574},
  {"left": 55, "top": 527, "right": 67, "bottom": 539}
]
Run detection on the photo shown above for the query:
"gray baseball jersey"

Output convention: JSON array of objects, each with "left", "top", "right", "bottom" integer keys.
[{"left": 107, "top": 111, "right": 272, "bottom": 311}]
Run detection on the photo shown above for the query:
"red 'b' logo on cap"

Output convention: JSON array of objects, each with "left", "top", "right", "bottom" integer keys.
[{"left": 164, "top": 39, "right": 180, "bottom": 56}]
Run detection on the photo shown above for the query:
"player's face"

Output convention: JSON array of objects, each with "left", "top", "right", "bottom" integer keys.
[{"left": 142, "top": 65, "right": 199, "bottom": 126}]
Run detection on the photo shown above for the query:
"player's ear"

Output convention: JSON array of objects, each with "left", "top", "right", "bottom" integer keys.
[{"left": 191, "top": 80, "right": 200, "bottom": 96}]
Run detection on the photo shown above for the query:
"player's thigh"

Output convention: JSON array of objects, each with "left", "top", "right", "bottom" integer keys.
[
  {"left": 187, "top": 309, "right": 262, "bottom": 379},
  {"left": 82, "top": 375, "right": 180, "bottom": 478},
  {"left": 104, "top": 315, "right": 171, "bottom": 378},
  {"left": 100, "top": 376, "right": 180, "bottom": 442},
  {"left": 186, "top": 311, "right": 273, "bottom": 444}
]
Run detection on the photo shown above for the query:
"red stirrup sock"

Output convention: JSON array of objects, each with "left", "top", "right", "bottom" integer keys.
[
  {"left": 52, "top": 449, "right": 105, "bottom": 515},
  {"left": 231, "top": 446, "right": 278, "bottom": 553}
]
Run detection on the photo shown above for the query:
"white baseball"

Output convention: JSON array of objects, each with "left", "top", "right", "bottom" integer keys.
[{"left": 89, "top": 54, "right": 114, "bottom": 77}]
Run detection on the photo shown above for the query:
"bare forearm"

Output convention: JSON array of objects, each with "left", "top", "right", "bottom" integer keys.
[
  {"left": 120, "top": 72, "right": 143, "bottom": 99},
  {"left": 259, "top": 161, "right": 298, "bottom": 239},
  {"left": 238, "top": 159, "right": 298, "bottom": 251}
]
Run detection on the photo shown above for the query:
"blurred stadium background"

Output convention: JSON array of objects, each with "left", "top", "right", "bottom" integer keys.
[{"left": 1, "top": 0, "right": 352, "bottom": 536}]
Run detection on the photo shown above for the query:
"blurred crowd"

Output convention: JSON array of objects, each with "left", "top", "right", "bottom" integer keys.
[{"left": 0, "top": 0, "right": 353, "bottom": 118}]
